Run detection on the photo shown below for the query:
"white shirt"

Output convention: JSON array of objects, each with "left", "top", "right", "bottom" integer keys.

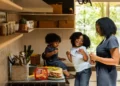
[{"left": 70, "top": 46, "right": 91, "bottom": 72}]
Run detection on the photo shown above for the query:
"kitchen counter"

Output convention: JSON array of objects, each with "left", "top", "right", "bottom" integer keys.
[{"left": 7, "top": 75, "right": 67, "bottom": 86}]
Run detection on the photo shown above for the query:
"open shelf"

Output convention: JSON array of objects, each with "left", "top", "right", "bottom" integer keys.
[
  {"left": 17, "top": 29, "right": 35, "bottom": 33},
  {"left": 36, "top": 28, "right": 74, "bottom": 30},
  {"left": 0, "top": 0, "right": 22, "bottom": 11},
  {"left": 19, "top": 13, "right": 75, "bottom": 16},
  {"left": 0, "top": 33, "right": 23, "bottom": 49}
]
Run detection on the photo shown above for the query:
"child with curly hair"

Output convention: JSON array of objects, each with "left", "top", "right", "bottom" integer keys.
[
  {"left": 42, "top": 33, "right": 74, "bottom": 79},
  {"left": 66, "top": 32, "right": 92, "bottom": 86}
]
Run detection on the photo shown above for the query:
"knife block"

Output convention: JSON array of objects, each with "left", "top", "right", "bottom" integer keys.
[{"left": 11, "top": 65, "right": 29, "bottom": 81}]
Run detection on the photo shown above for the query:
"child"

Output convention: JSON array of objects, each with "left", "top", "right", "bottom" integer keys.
[
  {"left": 66, "top": 32, "right": 92, "bottom": 86},
  {"left": 42, "top": 33, "right": 74, "bottom": 79}
]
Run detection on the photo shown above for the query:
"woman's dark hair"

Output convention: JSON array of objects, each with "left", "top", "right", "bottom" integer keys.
[
  {"left": 96, "top": 17, "right": 117, "bottom": 38},
  {"left": 69, "top": 32, "right": 83, "bottom": 47},
  {"left": 45, "top": 33, "right": 61, "bottom": 44},
  {"left": 83, "top": 34, "right": 91, "bottom": 49}
]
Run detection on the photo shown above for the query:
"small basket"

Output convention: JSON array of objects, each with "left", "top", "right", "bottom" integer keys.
[
  {"left": 11, "top": 65, "right": 29, "bottom": 81},
  {"left": 30, "top": 54, "right": 40, "bottom": 65}
]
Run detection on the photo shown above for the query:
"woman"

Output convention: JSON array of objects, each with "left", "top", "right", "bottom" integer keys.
[{"left": 90, "top": 17, "right": 120, "bottom": 86}]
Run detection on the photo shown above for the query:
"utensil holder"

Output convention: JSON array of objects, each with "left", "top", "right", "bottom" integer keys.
[{"left": 11, "top": 65, "right": 29, "bottom": 81}]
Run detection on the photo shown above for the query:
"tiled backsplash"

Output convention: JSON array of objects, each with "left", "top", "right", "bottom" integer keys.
[{"left": 0, "top": 39, "right": 22, "bottom": 86}]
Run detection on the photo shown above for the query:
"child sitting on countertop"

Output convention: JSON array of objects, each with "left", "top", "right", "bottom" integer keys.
[{"left": 42, "top": 33, "right": 74, "bottom": 79}]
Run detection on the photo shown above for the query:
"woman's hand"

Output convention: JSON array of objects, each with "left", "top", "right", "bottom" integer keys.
[{"left": 89, "top": 52, "right": 97, "bottom": 61}]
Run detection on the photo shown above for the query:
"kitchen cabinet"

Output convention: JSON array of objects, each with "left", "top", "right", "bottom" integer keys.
[
  {"left": 43, "top": 0, "right": 74, "bottom": 14},
  {"left": 0, "top": 0, "right": 22, "bottom": 11},
  {"left": 20, "top": 0, "right": 75, "bottom": 30}
]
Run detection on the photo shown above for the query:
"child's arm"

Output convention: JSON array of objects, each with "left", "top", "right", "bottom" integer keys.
[
  {"left": 58, "top": 57, "right": 66, "bottom": 61},
  {"left": 45, "top": 49, "right": 58, "bottom": 58},
  {"left": 78, "top": 49, "right": 88, "bottom": 61},
  {"left": 66, "top": 51, "right": 72, "bottom": 62}
]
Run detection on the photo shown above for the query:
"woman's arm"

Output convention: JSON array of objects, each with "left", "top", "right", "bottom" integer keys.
[
  {"left": 66, "top": 51, "right": 72, "bottom": 62},
  {"left": 78, "top": 49, "right": 88, "bottom": 61},
  {"left": 90, "top": 48, "right": 120, "bottom": 65}
]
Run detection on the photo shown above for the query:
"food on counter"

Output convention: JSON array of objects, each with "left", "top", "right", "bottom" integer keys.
[
  {"left": 44, "top": 66, "right": 63, "bottom": 78},
  {"left": 34, "top": 67, "right": 48, "bottom": 80},
  {"left": 34, "top": 66, "right": 63, "bottom": 80}
]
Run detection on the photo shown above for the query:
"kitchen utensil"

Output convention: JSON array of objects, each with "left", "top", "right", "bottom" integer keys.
[{"left": 8, "top": 55, "right": 15, "bottom": 65}]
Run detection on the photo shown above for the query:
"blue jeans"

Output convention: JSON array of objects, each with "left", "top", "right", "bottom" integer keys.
[
  {"left": 96, "top": 66, "right": 117, "bottom": 86},
  {"left": 46, "top": 60, "right": 68, "bottom": 70},
  {"left": 75, "top": 68, "right": 92, "bottom": 86}
]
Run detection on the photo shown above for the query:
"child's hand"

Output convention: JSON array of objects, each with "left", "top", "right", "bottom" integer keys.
[
  {"left": 90, "top": 60, "right": 95, "bottom": 65},
  {"left": 66, "top": 51, "right": 72, "bottom": 62},
  {"left": 54, "top": 49, "right": 58, "bottom": 54},
  {"left": 78, "top": 49, "right": 85, "bottom": 55},
  {"left": 66, "top": 51, "right": 71, "bottom": 56}
]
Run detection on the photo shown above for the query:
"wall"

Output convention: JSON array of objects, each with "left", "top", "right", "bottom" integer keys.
[
  {"left": 0, "top": 13, "right": 22, "bottom": 86},
  {"left": 0, "top": 39, "right": 23, "bottom": 86},
  {"left": 21, "top": 29, "right": 74, "bottom": 65}
]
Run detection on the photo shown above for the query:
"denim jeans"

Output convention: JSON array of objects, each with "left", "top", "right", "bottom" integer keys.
[
  {"left": 75, "top": 68, "right": 92, "bottom": 86},
  {"left": 46, "top": 60, "right": 68, "bottom": 70},
  {"left": 96, "top": 66, "right": 117, "bottom": 86}
]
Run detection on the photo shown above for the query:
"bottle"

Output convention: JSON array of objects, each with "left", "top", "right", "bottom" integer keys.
[{"left": 1, "top": 23, "right": 7, "bottom": 36}]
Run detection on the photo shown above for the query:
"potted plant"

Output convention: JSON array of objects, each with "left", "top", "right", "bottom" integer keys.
[{"left": 19, "top": 18, "right": 28, "bottom": 31}]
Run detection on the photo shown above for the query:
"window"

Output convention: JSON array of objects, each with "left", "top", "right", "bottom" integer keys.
[{"left": 75, "top": 2, "right": 120, "bottom": 52}]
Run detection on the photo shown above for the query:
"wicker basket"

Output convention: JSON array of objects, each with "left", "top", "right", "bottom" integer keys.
[{"left": 11, "top": 65, "right": 29, "bottom": 81}]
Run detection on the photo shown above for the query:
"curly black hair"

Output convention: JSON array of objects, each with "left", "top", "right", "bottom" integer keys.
[
  {"left": 69, "top": 32, "right": 83, "bottom": 47},
  {"left": 45, "top": 33, "right": 61, "bottom": 44},
  {"left": 82, "top": 34, "right": 91, "bottom": 49},
  {"left": 70, "top": 32, "right": 91, "bottom": 48}
]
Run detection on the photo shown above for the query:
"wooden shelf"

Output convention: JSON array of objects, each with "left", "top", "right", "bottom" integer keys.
[
  {"left": 17, "top": 29, "right": 35, "bottom": 33},
  {"left": 19, "top": 13, "right": 75, "bottom": 16},
  {"left": 36, "top": 28, "right": 74, "bottom": 30},
  {"left": 0, "top": 33, "right": 23, "bottom": 49},
  {"left": 13, "top": 0, "right": 53, "bottom": 13},
  {"left": 0, "top": 0, "right": 23, "bottom": 11}
]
